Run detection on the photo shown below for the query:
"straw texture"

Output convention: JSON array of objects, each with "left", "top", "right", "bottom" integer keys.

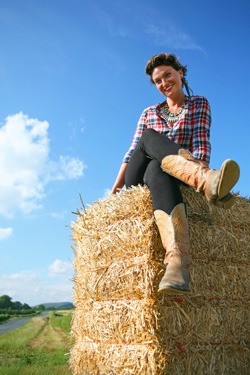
[{"left": 70, "top": 185, "right": 250, "bottom": 374}]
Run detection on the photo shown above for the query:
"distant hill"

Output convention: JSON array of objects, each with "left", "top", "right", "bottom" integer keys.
[{"left": 34, "top": 302, "right": 74, "bottom": 309}]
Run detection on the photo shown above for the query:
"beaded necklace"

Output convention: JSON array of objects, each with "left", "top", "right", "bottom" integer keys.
[{"left": 160, "top": 98, "right": 188, "bottom": 123}]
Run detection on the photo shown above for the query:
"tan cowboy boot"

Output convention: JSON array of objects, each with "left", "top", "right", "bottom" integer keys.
[
  {"left": 154, "top": 203, "right": 192, "bottom": 294},
  {"left": 161, "top": 149, "right": 240, "bottom": 209}
]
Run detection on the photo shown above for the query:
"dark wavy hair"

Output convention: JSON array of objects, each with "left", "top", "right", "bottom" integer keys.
[{"left": 145, "top": 53, "right": 191, "bottom": 96}]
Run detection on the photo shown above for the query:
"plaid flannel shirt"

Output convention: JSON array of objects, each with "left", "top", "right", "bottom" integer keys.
[{"left": 123, "top": 95, "right": 211, "bottom": 164}]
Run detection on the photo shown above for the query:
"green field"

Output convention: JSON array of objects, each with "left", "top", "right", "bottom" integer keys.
[{"left": 0, "top": 311, "right": 73, "bottom": 375}]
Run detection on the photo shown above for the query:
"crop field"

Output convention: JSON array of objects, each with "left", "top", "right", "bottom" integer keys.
[{"left": 0, "top": 311, "right": 73, "bottom": 375}]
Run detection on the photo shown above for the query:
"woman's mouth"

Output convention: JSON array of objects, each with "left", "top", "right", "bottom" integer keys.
[{"left": 164, "top": 84, "right": 173, "bottom": 92}]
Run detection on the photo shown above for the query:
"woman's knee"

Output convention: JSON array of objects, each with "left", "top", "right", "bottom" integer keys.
[
  {"left": 143, "top": 160, "right": 162, "bottom": 184},
  {"left": 140, "top": 128, "right": 158, "bottom": 141}
]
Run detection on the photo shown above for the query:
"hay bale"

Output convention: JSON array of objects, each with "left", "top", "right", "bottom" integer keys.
[{"left": 70, "top": 185, "right": 250, "bottom": 374}]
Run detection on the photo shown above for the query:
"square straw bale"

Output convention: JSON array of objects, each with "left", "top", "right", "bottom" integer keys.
[{"left": 70, "top": 186, "right": 250, "bottom": 374}]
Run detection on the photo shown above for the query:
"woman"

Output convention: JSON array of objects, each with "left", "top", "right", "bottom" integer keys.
[{"left": 111, "top": 53, "right": 240, "bottom": 294}]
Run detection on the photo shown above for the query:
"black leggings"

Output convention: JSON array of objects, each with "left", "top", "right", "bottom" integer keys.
[{"left": 125, "top": 129, "right": 184, "bottom": 214}]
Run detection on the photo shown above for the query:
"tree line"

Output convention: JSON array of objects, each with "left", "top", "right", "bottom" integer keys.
[{"left": 0, "top": 295, "right": 45, "bottom": 323}]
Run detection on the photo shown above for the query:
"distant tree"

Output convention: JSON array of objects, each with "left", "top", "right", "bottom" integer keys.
[
  {"left": 22, "top": 303, "right": 31, "bottom": 310},
  {"left": 0, "top": 295, "right": 12, "bottom": 309},
  {"left": 12, "top": 301, "right": 23, "bottom": 310},
  {"left": 0, "top": 295, "right": 31, "bottom": 310},
  {"left": 37, "top": 304, "right": 46, "bottom": 311}
]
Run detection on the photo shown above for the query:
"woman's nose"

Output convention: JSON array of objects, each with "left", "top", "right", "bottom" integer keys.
[{"left": 162, "top": 77, "right": 168, "bottom": 86}]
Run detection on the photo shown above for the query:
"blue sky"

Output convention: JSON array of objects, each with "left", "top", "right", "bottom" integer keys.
[{"left": 0, "top": 0, "right": 249, "bottom": 306}]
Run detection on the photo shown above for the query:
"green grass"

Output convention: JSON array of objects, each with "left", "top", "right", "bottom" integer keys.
[
  {"left": 50, "top": 311, "right": 72, "bottom": 335},
  {"left": 0, "top": 311, "right": 73, "bottom": 375},
  {"left": 0, "top": 316, "right": 47, "bottom": 351}
]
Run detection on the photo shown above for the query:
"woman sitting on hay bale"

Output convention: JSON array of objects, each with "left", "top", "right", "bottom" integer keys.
[{"left": 111, "top": 53, "right": 240, "bottom": 295}]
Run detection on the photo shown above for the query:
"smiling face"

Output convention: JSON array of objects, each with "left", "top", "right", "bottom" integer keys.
[{"left": 151, "top": 65, "right": 184, "bottom": 99}]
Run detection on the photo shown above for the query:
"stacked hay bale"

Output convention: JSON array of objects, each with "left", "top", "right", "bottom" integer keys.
[{"left": 70, "top": 185, "right": 250, "bottom": 374}]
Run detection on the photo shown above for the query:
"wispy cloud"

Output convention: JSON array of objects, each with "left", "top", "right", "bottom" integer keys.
[
  {"left": 93, "top": 2, "right": 132, "bottom": 38},
  {"left": 0, "top": 262, "right": 74, "bottom": 306},
  {"left": 91, "top": 0, "right": 205, "bottom": 53},
  {"left": 48, "top": 259, "right": 73, "bottom": 277},
  {"left": 144, "top": 23, "right": 205, "bottom": 53},
  {"left": 46, "top": 155, "right": 85, "bottom": 182},
  {"left": 0, "top": 227, "right": 13, "bottom": 241},
  {"left": 0, "top": 112, "right": 86, "bottom": 217},
  {"left": 104, "top": 188, "right": 111, "bottom": 197},
  {"left": 50, "top": 210, "right": 68, "bottom": 220}
]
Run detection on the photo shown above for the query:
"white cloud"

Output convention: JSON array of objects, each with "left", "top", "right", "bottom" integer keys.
[
  {"left": 0, "top": 227, "right": 13, "bottom": 241},
  {"left": 48, "top": 259, "right": 73, "bottom": 277},
  {"left": 0, "top": 112, "right": 86, "bottom": 217},
  {"left": 0, "top": 268, "right": 74, "bottom": 306},
  {"left": 46, "top": 155, "right": 85, "bottom": 182}
]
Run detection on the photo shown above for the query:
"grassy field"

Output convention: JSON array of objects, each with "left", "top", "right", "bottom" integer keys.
[{"left": 0, "top": 311, "right": 73, "bottom": 375}]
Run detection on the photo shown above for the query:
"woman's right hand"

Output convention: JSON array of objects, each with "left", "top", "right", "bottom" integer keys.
[
  {"left": 110, "top": 163, "right": 128, "bottom": 194},
  {"left": 110, "top": 187, "right": 119, "bottom": 194}
]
